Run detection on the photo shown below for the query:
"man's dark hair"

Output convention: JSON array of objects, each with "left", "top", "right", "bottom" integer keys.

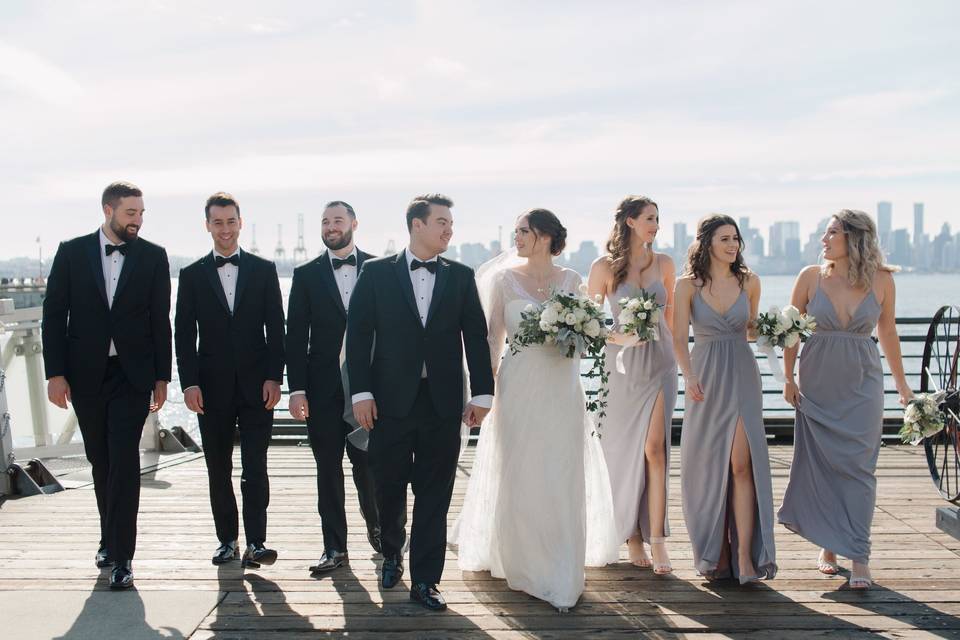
[
  {"left": 406, "top": 193, "right": 453, "bottom": 231},
  {"left": 324, "top": 200, "right": 356, "bottom": 219},
  {"left": 205, "top": 192, "right": 241, "bottom": 220},
  {"left": 101, "top": 181, "right": 142, "bottom": 210}
]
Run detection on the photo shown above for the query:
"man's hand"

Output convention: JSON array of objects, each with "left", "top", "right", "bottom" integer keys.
[
  {"left": 47, "top": 376, "right": 71, "bottom": 409},
  {"left": 263, "top": 380, "right": 281, "bottom": 410},
  {"left": 462, "top": 403, "right": 491, "bottom": 427},
  {"left": 184, "top": 386, "right": 205, "bottom": 415},
  {"left": 289, "top": 394, "right": 310, "bottom": 421},
  {"left": 353, "top": 399, "right": 378, "bottom": 431},
  {"left": 150, "top": 381, "right": 168, "bottom": 412}
]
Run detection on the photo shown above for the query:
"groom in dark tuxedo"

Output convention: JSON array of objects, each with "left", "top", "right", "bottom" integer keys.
[
  {"left": 175, "top": 192, "right": 285, "bottom": 569},
  {"left": 286, "top": 200, "right": 380, "bottom": 574},
  {"left": 347, "top": 194, "right": 495, "bottom": 611},
  {"left": 42, "top": 181, "right": 172, "bottom": 590}
]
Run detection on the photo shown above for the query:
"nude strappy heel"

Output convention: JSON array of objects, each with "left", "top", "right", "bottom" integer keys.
[{"left": 649, "top": 536, "right": 672, "bottom": 575}]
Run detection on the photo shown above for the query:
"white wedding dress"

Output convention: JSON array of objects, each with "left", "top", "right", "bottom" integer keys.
[{"left": 453, "top": 266, "right": 620, "bottom": 610}]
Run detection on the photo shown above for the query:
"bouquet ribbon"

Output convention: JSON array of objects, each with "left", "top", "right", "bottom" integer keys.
[
  {"left": 615, "top": 335, "right": 642, "bottom": 374},
  {"left": 758, "top": 342, "right": 786, "bottom": 383}
]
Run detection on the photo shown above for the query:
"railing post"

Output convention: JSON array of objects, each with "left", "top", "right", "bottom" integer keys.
[
  {"left": 16, "top": 328, "right": 50, "bottom": 447},
  {"left": 0, "top": 366, "right": 14, "bottom": 496}
]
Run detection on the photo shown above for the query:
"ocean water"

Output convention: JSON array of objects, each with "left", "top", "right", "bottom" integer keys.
[{"left": 4, "top": 273, "right": 959, "bottom": 447}]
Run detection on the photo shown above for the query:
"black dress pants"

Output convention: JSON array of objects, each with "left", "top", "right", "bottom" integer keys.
[
  {"left": 72, "top": 357, "right": 151, "bottom": 563},
  {"left": 367, "top": 380, "right": 460, "bottom": 585},
  {"left": 197, "top": 383, "right": 273, "bottom": 545},
  {"left": 306, "top": 391, "right": 379, "bottom": 552}
]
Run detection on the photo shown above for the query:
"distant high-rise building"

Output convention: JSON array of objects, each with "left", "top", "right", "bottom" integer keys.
[
  {"left": 889, "top": 229, "right": 911, "bottom": 266},
  {"left": 739, "top": 217, "right": 764, "bottom": 260},
  {"left": 673, "top": 223, "right": 688, "bottom": 254},
  {"left": 877, "top": 201, "right": 892, "bottom": 247},
  {"left": 768, "top": 221, "right": 800, "bottom": 258},
  {"left": 914, "top": 203, "right": 924, "bottom": 245}
]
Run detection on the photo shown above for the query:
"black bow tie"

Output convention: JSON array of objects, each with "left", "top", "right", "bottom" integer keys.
[
  {"left": 215, "top": 254, "right": 240, "bottom": 268},
  {"left": 410, "top": 259, "right": 438, "bottom": 274},
  {"left": 104, "top": 244, "right": 127, "bottom": 256},
  {"left": 332, "top": 255, "right": 357, "bottom": 270}
]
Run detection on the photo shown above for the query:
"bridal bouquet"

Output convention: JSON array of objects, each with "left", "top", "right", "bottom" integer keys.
[
  {"left": 755, "top": 305, "right": 817, "bottom": 382},
  {"left": 899, "top": 391, "right": 948, "bottom": 445},
  {"left": 613, "top": 291, "right": 664, "bottom": 374},
  {"left": 510, "top": 288, "right": 609, "bottom": 433}
]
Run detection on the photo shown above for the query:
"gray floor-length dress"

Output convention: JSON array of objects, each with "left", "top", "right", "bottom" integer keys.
[
  {"left": 777, "top": 282, "right": 884, "bottom": 563},
  {"left": 680, "top": 288, "right": 777, "bottom": 579},
  {"left": 603, "top": 279, "right": 677, "bottom": 543}
]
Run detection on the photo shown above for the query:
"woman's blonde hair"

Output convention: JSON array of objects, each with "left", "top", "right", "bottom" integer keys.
[{"left": 823, "top": 209, "right": 897, "bottom": 289}]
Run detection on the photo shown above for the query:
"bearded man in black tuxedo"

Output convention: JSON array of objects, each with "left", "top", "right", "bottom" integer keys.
[
  {"left": 42, "top": 181, "right": 172, "bottom": 590},
  {"left": 287, "top": 200, "right": 381, "bottom": 574},
  {"left": 346, "top": 194, "right": 495, "bottom": 611},
  {"left": 175, "top": 192, "right": 285, "bottom": 569}
]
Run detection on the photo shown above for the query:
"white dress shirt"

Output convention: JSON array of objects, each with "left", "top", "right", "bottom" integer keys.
[
  {"left": 99, "top": 228, "right": 124, "bottom": 356},
  {"left": 330, "top": 248, "right": 358, "bottom": 310},
  {"left": 352, "top": 248, "right": 492, "bottom": 409},
  {"left": 214, "top": 248, "right": 240, "bottom": 313},
  {"left": 289, "top": 249, "right": 358, "bottom": 398}
]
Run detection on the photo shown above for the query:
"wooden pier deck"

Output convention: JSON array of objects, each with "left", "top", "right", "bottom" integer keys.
[{"left": 3, "top": 444, "right": 960, "bottom": 639}]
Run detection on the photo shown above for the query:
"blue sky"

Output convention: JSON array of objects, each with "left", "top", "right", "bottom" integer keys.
[{"left": 1, "top": 0, "right": 958, "bottom": 260}]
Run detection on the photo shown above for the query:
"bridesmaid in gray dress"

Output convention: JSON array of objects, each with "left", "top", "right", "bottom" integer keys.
[
  {"left": 673, "top": 214, "right": 777, "bottom": 584},
  {"left": 588, "top": 196, "right": 677, "bottom": 574},
  {"left": 778, "top": 210, "right": 913, "bottom": 590}
]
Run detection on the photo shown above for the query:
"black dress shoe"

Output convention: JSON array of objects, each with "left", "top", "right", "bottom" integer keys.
[
  {"left": 367, "top": 526, "right": 382, "bottom": 554},
  {"left": 212, "top": 540, "right": 238, "bottom": 565},
  {"left": 110, "top": 561, "right": 134, "bottom": 590},
  {"left": 380, "top": 555, "right": 404, "bottom": 589},
  {"left": 410, "top": 582, "right": 446, "bottom": 611},
  {"left": 309, "top": 550, "right": 348, "bottom": 574},
  {"left": 95, "top": 546, "right": 112, "bottom": 569},
  {"left": 241, "top": 543, "right": 278, "bottom": 569}
]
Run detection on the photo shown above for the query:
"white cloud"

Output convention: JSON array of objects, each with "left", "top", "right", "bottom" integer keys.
[{"left": 0, "top": 40, "right": 84, "bottom": 106}]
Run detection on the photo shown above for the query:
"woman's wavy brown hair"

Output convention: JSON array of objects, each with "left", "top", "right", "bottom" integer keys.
[
  {"left": 682, "top": 213, "right": 751, "bottom": 290},
  {"left": 605, "top": 195, "right": 658, "bottom": 290},
  {"left": 823, "top": 209, "right": 897, "bottom": 289}
]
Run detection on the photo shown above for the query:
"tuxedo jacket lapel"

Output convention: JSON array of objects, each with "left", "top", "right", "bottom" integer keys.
[
  {"left": 392, "top": 251, "right": 422, "bottom": 326},
  {"left": 425, "top": 257, "right": 450, "bottom": 327},
  {"left": 318, "top": 251, "right": 347, "bottom": 318},
  {"left": 201, "top": 252, "right": 232, "bottom": 315},
  {"left": 113, "top": 237, "right": 141, "bottom": 301},
  {"left": 84, "top": 231, "right": 109, "bottom": 306},
  {"left": 234, "top": 250, "right": 250, "bottom": 311}
]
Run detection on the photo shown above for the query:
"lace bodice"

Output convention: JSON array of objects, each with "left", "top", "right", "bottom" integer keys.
[{"left": 485, "top": 267, "right": 583, "bottom": 371}]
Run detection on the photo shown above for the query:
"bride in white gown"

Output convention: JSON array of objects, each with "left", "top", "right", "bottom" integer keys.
[{"left": 453, "top": 209, "right": 620, "bottom": 611}]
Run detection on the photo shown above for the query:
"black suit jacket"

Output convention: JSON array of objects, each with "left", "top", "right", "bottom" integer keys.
[
  {"left": 174, "top": 250, "right": 285, "bottom": 411},
  {"left": 286, "top": 249, "right": 375, "bottom": 403},
  {"left": 41, "top": 230, "right": 172, "bottom": 396},
  {"left": 346, "top": 251, "right": 495, "bottom": 419}
]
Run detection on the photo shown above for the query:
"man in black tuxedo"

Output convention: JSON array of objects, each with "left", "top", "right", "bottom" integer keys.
[
  {"left": 42, "top": 181, "right": 172, "bottom": 590},
  {"left": 347, "top": 194, "right": 495, "bottom": 611},
  {"left": 175, "top": 192, "right": 285, "bottom": 568},
  {"left": 287, "top": 201, "right": 380, "bottom": 574}
]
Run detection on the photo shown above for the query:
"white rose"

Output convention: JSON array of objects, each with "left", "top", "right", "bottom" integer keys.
[
  {"left": 643, "top": 300, "right": 653, "bottom": 310},
  {"left": 584, "top": 318, "right": 601, "bottom": 338},
  {"left": 627, "top": 298, "right": 641, "bottom": 310},
  {"left": 539, "top": 320, "right": 552, "bottom": 332},
  {"left": 541, "top": 306, "right": 559, "bottom": 325},
  {"left": 524, "top": 303, "right": 536, "bottom": 313},
  {"left": 574, "top": 307, "right": 588, "bottom": 323},
  {"left": 564, "top": 312, "right": 577, "bottom": 325},
  {"left": 784, "top": 332, "right": 801, "bottom": 348},
  {"left": 649, "top": 309, "right": 661, "bottom": 324},
  {"left": 638, "top": 312, "right": 647, "bottom": 320},
  {"left": 551, "top": 301, "right": 564, "bottom": 314},
  {"left": 782, "top": 305, "right": 801, "bottom": 323},
  {"left": 618, "top": 309, "right": 634, "bottom": 326}
]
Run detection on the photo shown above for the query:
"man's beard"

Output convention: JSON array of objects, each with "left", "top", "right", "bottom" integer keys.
[
  {"left": 110, "top": 218, "right": 139, "bottom": 243},
  {"left": 323, "top": 228, "right": 353, "bottom": 251}
]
